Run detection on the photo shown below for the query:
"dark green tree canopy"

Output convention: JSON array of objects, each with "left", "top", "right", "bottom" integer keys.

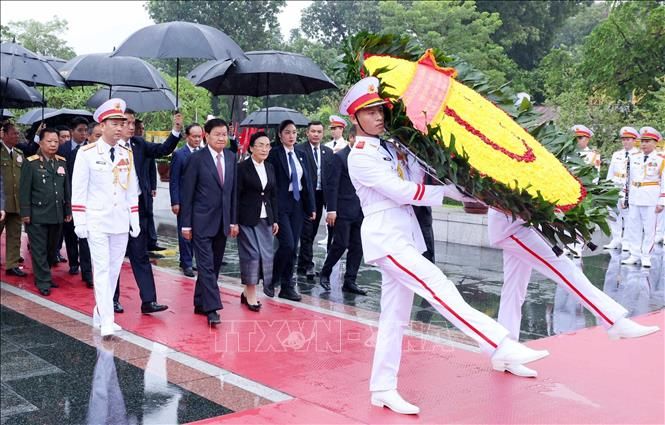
[
  {"left": 1, "top": 17, "right": 76, "bottom": 59},
  {"left": 299, "top": 1, "right": 382, "bottom": 48}
]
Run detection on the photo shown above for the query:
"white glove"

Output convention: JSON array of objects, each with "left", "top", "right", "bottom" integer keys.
[
  {"left": 75, "top": 224, "right": 88, "bottom": 239},
  {"left": 443, "top": 184, "right": 478, "bottom": 203},
  {"left": 129, "top": 214, "right": 140, "bottom": 238}
]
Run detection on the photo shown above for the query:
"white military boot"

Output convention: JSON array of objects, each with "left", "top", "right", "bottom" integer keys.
[
  {"left": 371, "top": 390, "right": 420, "bottom": 415},
  {"left": 491, "top": 338, "right": 549, "bottom": 375},
  {"left": 607, "top": 317, "right": 660, "bottom": 340},
  {"left": 641, "top": 257, "right": 652, "bottom": 268},
  {"left": 621, "top": 256, "right": 640, "bottom": 266},
  {"left": 603, "top": 239, "right": 621, "bottom": 250}
]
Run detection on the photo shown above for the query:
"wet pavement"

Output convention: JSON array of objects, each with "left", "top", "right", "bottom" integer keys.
[{"left": 153, "top": 222, "right": 665, "bottom": 342}]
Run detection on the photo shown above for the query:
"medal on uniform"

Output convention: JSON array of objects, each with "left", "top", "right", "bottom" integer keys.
[
  {"left": 112, "top": 155, "right": 133, "bottom": 189},
  {"left": 16, "top": 155, "right": 22, "bottom": 163}
]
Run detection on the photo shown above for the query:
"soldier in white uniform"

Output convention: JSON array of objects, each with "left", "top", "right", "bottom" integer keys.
[
  {"left": 622, "top": 127, "right": 665, "bottom": 268},
  {"left": 341, "top": 77, "right": 550, "bottom": 416},
  {"left": 604, "top": 127, "right": 640, "bottom": 250},
  {"left": 324, "top": 115, "right": 348, "bottom": 153},
  {"left": 71, "top": 99, "right": 140, "bottom": 337}
]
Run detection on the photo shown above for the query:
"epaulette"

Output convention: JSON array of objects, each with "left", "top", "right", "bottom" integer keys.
[
  {"left": 354, "top": 141, "right": 365, "bottom": 149},
  {"left": 55, "top": 154, "right": 66, "bottom": 161},
  {"left": 82, "top": 142, "right": 96, "bottom": 151},
  {"left": 27, "top": 155, "right": 39, "bottom": 162},
  {"left": 118, "top": 144, "right": 130, "bottom": 151}
]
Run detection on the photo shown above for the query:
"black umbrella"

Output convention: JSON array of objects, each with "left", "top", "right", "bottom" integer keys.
[
  {"left": 240, "top": 107, "right": 309, "bottom": 128},
  {"left": 17, "top": 108, "right": 57, "bottom": 125},
  {"left": 188, "top": 50, "right": 337, "bottom": 128},
  {"left": 43, "top": 55, "right": 67, "bottom": 71},
  {"left": 0, "top": 77, "right": 45, "bottom": 109},
  {"left": 1, "top": 109, "right": 13, "bottom": 119},
  {"left": 18, "top": 108, "right": 92, "bottom": 126},
  {"left": 0, "top": 42, "right": 66, "bottom": 87},
  {"left": 87, "top": 86, "right": 176, "bottom": 113},
  {"left": 59, "top": 53, "right": 170, "bottom": 90},
  {"left": 111, "top": 21, "right": 247, "bottom": 108}
]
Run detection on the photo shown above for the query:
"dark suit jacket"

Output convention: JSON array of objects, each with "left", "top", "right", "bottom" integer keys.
[
  {"left": 149, "top": 158, "right": 157, "bottom": 192},
  {"left": 267, "top": 145, "right": 315, "bottom": 215},
  {"left": 236, "top": 158, "right": 278, "bottom": 226},
  {"left": 127, "top": 132, "right": 180, "bottom": 212},
  {"left": 295, "top": 141, "right": 334, "bottom": 203},
  {"left": 324, "top": 146, "right": 363, "bottom": 221},
  {"left": 169, "top": 145, "right": 194, "bottom": 206},
  {"left": 180, "top": 147, "right": 237, "bottom": 237}
]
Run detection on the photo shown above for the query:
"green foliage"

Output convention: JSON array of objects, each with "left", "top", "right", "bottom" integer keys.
[
  {"left": 551, "top": 2, "right": 610, "bottom": 48},
  {"left": 476, "top": 0, "right": 586, "bottom": 70},
  {"left": 578, "top": 1, "right": 665, "bottom": 100},
  {"left": 341, "top": 32, "right": 618, "bottom": 249},
  {"left": 1, "top": 17, "right": 76, "bottom": 59},
  {"left": 299, "top": 1, "right": 382, "bottom": 48}
]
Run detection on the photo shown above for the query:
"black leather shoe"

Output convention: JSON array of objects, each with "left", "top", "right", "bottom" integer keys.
[
  {"left": 6, "top": 267, "right": 27, "bottom": 277},
  {"left": 342, "top": 283, "right": 367, "bottom": 295},
  {"left": 18, "top": 257, "right": 25, "bottom": 263},
  {"left": 241, "top": 292, "right": 262, "bottom": 312},
  {"left": 278, "top": 289, "right": 302, "bottom": 302},
  {"left": 57, "top": 254, "right": 68, "bottom": 263},
  {"left": 114, "top": 301, "right": 124, "bottom": 313},
  {"left": 207, "top": 311, "right": 221, "bottom": 326},
  {"left": 39, "top": 288, "right": 50, "bottom": 296},
  {"left": 192, "top": 266, "right": 197, "bottom": 271},
  {"left": 149, "top": 245, "right": 166, "bottom": 251},
  {"left": 183, "top": 267, "right": 195, "bottom": 277},
  {"left": 319, "top": 275, "right": 331, "bottom": 291},
  {"left": 141, "top": 302, "right": 168, "bottom": 314},
  {"left": 306, "top": 267, "right": 317, "bottom": 279},
  {"left": 194, "top": 305, "right": 206, "bottom": 315},
  {"left": 221, "top": 261, "right": 228, "bottom": 266},
  {"left": 49, "top": 281, "right": 59, "bottom": 288},
  {"left": 148, "top": 252, "right": 164, "bottom": 259},
  {"left": 263, "top": 283, "right": 275, "bottom": 298},
  {"left": 69, "top": 266, "right": 80, "bottom": 275}
]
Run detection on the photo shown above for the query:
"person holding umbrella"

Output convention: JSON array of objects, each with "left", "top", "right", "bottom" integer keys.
[{"left": 266, "top": 120, "right": 316, "bottom": 301}]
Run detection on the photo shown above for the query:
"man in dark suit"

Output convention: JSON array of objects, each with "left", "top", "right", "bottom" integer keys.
[
  {"left": 169, "top": 123, "right": 202, "bottom": 277},
  {"left": 116, "top": 109, "right": 182, "bottom": 314},
  {"left": 58, "top": 117, "right": 93, "bottom": 285},
  {"left": 319, "top": 128, "right": 366, "bottom": 295},
  {"left": 180, "top": 118, "right": 237, "bottom": 326},
  {"left": 267, "top": 121, "right": 316, "bottom": 301},
  {"left": 295, "top": 121, "right": 334, "bottom": 278}
]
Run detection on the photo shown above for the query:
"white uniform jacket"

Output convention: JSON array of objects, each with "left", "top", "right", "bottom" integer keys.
[
  {"left": 71, "top": 140, "right": 140, "bottom": 234},
  {"left": 325, "top": 138, "right": 349, "bottom": 153},
  {"left": 348, "top": 136, "right": 448, "bottom": 263},
  {"left": 606, "top": 148, "right": 639, "bottom": 195},
  {"left": 626, "top": 150, "right": 665, "bottom": 207}
]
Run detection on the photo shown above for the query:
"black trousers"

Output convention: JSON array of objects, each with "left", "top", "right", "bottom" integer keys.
[
  {"left": 63, "top": 220, "right": 92, "bottom": 279},
  {"left": 26, "top": 222, "right": 61, "bottom": 290},
  {"left": 273, "top": 198, "right": 304, "bottom": 290},
  {"left": 192, "top": 227, "right": 227, "bottom": 313},
  {"left": 121, "top": 206, "right": 157, "bottom": 304},
  {"left": 320, "top": 217, "right": 363, "bottom": 285},
  {"left": 297, "top": 190, "right": 327, "bottom": 271}
]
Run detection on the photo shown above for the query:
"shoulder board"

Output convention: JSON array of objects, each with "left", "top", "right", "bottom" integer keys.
[
  {"left": 118, "top": 144, "right": 130, "bottom": 151},
  {"left": 14, "top": 148, "right": 24, "bottom": 155},
  {"left": 630, "top": 152, "right": 641, "bottom": 156},
  {"left": 27, "top": 155, "right": 39, "bottom": 162},
  {"left": 82, "top": 142, "right": 96, "bottom": 151},
  {"left": 55, "top": 155, "right": 66, "bottom": 161},
  {"left": 354, "top": 141, "right": 365, "bottom": 149}
]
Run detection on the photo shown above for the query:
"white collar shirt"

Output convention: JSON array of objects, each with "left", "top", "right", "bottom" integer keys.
[
  {"left": 252, "top": 158, "right": 268, "bottom": 218},
  {"left": 283, "top": 145, "right": 303, "bottom": 192}
]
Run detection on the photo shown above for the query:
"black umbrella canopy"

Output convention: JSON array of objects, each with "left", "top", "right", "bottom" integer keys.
[
  {"left": 0, "top": 42, "right": 66, "bottom": 87},
  {"left": 87, "top": 86, "right": 176, "bottom": 113},
  {"left": 111, "top": 21, "right": 246, "bottom": 61},
  {"left": 1, "top": 109, "right": 13, "bottom": 119},
  {"left": 59, "top": 53, "right": 170, "bottom": 89},
  {"left": 18, "top": 108, "right": 92, "bottom": 126},
  {"left": 240, "top": 107, "right": 310, "bottom": 128},
  {"left": 0, "top": 77, "right": 46, "bottom": 109},
  {"left": 43, "top": 55, "right": 67, "bottom": 71},
  {"left": 187, "top": 50, "right": 337, "bottom": 97},
  {"left": 17, "top": 107, "right": 57, "bottom": 125}
]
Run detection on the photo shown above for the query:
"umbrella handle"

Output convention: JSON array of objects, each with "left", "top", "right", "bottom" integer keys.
[{"left": 175, "top": 58, "right": 180, "bottom": 111}]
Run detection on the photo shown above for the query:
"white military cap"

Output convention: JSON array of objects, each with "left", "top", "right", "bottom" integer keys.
[
  {"left": 93, "top": 98, "right": 127, "bottom": 123},
  {"left": 339, "top": 77, "right": 387, "bottom": 116},
  {"left": 618, "top": 126, "right": 639, "bottom": 139},
  {"left": 571, "top": 124, "right": 594, "bottom": 138},
  {"left": 639, "top": 126, "right": 662, "bottom": 142},
  {"left": 329, "top": 115, "right": 347, "bottom": 128}
]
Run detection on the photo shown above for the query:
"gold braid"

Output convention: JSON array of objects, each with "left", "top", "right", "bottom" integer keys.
[{"left": 112, "top": 147, "right": 134, "bottom": 190}]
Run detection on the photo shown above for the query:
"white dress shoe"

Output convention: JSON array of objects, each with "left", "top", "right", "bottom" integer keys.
[
  {"left": 621, "top": 246, "right": 630, "bottom": 252},
  {"left": 607, "top": 317, "right": 660, "bottom": 340},
  {"left": 371, "top": 390, "right": 420, "bottom": 415},
  {"left": 494, "top": 363, "right": 538, "bottom": 378},
  {"left": 100, "top": 325, "right": 116, "bottom": 337},
  {"left": 603, "top": 240, "right": 621, "bottom": 250},
  {"left": 491, "top": 338, "right": 549, "bottom": 369},
  {"left": 621, "top": 256, "right": 640, "bottom": 265},
  {"left": 641, "top": 257, "right": 651, "bottom": 268}
]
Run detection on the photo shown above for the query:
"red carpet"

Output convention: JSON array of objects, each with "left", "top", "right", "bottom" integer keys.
[{"left": 2, "top": 236, "right": 663, "bottom": 424}]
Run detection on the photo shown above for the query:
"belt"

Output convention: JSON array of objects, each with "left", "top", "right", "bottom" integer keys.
[
  {"left": 632, "top": 181, "right": 660, "bottom": 187},
  {"left": 362, "top": 199, "right": 400, "bottom": 216},
  {"left": 613, "top": 172, "right": 626, "bottom": 178}
]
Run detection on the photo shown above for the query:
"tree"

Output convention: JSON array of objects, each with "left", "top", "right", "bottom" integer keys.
[
  {"left": 146, "top": 0, "right": 285, "bottom": 51},
  {"left": 476, "top": 0, "right": 585, "bottom": 70},
  {"left": 379, "top": 0, "right": 517, "bottom": 82},
  {"left": 551, "top": 2, "right": 610, "bottom": 49},
  {"left": 299, "top": 1, "right": 382, "bottom": 48},
  {"left": 2, "top": 17, "right": 76, "bottom": 59}
]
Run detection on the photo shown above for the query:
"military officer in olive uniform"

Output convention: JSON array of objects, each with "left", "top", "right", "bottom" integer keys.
[
  {"left": 1, "top": 122, "right": 27, "bottom": 276},
  {"left": 19, "top": 128, "right": 72, "bottom": 295}
]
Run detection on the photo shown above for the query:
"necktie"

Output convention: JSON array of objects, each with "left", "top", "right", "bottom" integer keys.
[
  {"left": 288, "top": 151, "right": 300, "bottom": 201},
  {"left": 624, "top": 151, "right": 631, "bottom": 208},
  {"left": 109, "top": 146, "right": 115, "bottom": 163},
  {"left": 9, "top": 150, "right": 13, "bottom": 159},
  {"left": 644, "top": 154, "right": 649, "bottom": 163},
  {"left": 313, "top": 147, "right": 319, "bottom": 166},
  {"left": 216, "top": 154, "right": 224, "bottom": 185}
]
